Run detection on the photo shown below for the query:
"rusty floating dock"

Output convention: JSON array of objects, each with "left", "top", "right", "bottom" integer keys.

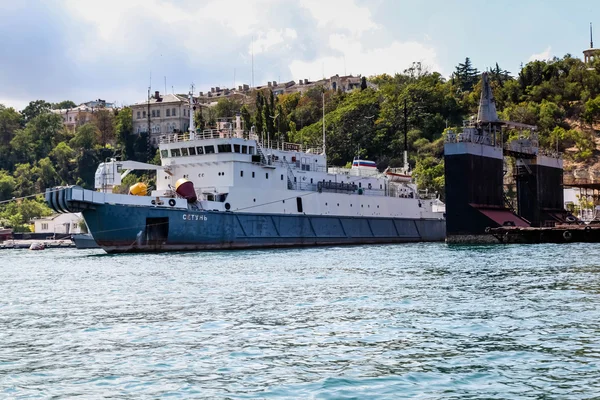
[{"left": 486, "top": 223, "right": 600, "bottom": 244}]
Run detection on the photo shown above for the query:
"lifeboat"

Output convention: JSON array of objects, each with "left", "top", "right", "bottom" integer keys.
[
  {"left": 175, "top": 178, "right": 198, "bottom": 203},
  {"left": 129, "top": 182, "right": 148, "bottom": 196},
  {"left": 385, "top": 169, "right": 411, "bottom": 183}
]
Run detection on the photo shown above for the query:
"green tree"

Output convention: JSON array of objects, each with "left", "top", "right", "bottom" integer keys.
[
  {"left": 0, "top": 105, "right": 21, "bottom": 170},
  {"left": 93, "top": 109, "right": 115, "bottom": 147},
  {"left": 21, "top": 100, "right": 52, "bottom": 123},
  {"left": 453, "top": 57, "right": 480, "bottom": 92},
  {"left": 0, "top": 170, "right": 16, "bottom": 201},
  {"left": 52, "top": 100, "right": 77, "bottom": 110},
  {"left": 194, "top": 108, "right": 205, "bottom": 131},
  {"left": 10, "top": 112, "right": 67, "bottom": 164},
  {"left": 49, "top": 142, "right": 76, "bottom": 184},
  {"left": 583, "top": 95, "right": 600, "bottom": 127},
  {"left": 70, "top": 123, "right": 98, "bottom": 150},
  {"left": 240, "top": 105, "right": 252, "bottom": 131},
  {"left": 213, "top": 98, "right": 242, "bottom": 119},
  {"left": 0, "top": 198, "right": 53, "bottom": 232}
]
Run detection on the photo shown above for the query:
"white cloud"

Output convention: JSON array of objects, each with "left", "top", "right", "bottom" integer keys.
[
  {"left": 289, "top": 34, "right": 440, "bottom": 80},
  {"left": 529, "top": 46, "right": 552, "bottom": 62},
  {"left": 298, "top": 0, "right": 378, "bottom": 35},
  {"left": 251, "top": 29, "right": 297, "bottom": 55},
  {"left": 1, "top": 0, "right": 443, "bottom": 107}
]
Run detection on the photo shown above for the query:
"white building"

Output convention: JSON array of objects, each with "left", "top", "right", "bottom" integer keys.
[
  {"left": 131, "top": 91, "right": 192, "bottom": 145},
  {"left": 34, "top": 213, "right": 84, "bottom": 235},
  {"left": 52, "top": 99, "right": 116, "bottom": 131}
]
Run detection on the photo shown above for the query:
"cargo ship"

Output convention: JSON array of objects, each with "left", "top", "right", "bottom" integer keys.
[{"left": 46, "top": 93, "right": 445, "bottom": 253}]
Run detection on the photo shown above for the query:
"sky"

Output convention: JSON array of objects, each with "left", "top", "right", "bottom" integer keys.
[{"left": 0, "top": 0, "right": 597, "bottom": 111}]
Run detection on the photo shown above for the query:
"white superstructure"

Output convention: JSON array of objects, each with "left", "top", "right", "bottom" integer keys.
[{"left": 94, "top": 88, "right": 443, "bottom": 222}]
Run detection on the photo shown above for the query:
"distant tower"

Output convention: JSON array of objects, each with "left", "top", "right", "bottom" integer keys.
[{"left": 583, "top": 22, "right": 600, "bottom": 65}]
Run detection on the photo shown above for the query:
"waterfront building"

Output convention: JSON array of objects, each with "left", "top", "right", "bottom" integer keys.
[{"left": 34, "top": 213, "right": 84, "bottom": 235}]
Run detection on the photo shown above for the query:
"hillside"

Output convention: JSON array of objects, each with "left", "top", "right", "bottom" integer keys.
[{"left": 1, "top": 56, "right": 600, "bottom": 231}]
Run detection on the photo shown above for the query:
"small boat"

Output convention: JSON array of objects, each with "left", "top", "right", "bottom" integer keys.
[
  {"left": 384, "top": 168, "right": 412, "bottom": 183},
  {"left": 29, "top": 242, "right": 45, "bottom": 251},
  {"left": 71, "top": 233, "right": 100, "bottom": 249}
]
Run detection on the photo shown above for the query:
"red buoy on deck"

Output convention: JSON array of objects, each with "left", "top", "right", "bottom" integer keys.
[{"left": 175, "top": 178, "right": 197, "bottom": 203}]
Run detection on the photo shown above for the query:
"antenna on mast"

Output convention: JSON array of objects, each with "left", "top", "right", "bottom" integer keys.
[
  {"left": 189, "top": 83, "right": 196, "bottom": 139},
  {"left": 591, "top": 22, "right": 594, "bottom": 48},
  {"left": 251, "top": 37, "right": 254, "bottom": 88},
  {"left": 403, "top": 98, "right": 409, "bottom": 173},
  {"left": 322, "top": 89, "right": 326, "bottom": 157},
  {"left": 147, "top": 84, "right": 151, "bottom": 161}
]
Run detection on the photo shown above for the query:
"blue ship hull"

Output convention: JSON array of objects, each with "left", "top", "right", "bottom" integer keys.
[
  {"left": 84, "top": 204, "right": 445, "bottom": 253},
  {"left": 46, "top": 186, "right": 445, "bottom": 253}
]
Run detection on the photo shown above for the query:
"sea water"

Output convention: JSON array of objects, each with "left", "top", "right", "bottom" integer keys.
[{"left": 1, "top": 243, "right": 599, "bottom": 398}]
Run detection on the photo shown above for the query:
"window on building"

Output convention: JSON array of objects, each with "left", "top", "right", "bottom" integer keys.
[
  {"left": 188, "top": 147, "right": 196, "bottom": 156},
  {"left": 172, "top": 108, "right": 176, "bottom": 116},
  {"left": 196, "top": 146, "right": 204, "bottom": 155},
  {"left": 156, "top": 110, "right": 160, "bottom": 117},
  {"left": 171, "top": 148, "right": 181, "bottom": 157},
  {"left": 161, "top": 150, "right": 168, "bottom": 158},
  {"left": 137, "top": 111, "right": 141, "bottom": 119},
  {"left": 181, "top": 148, "right": 189, "bottom": 156},
  {"left": 166, "top": 109, "right": 170, "bottom": 117},
  {"left": 151, "top": 110, "right": 156, "bottom": 117},
  {"left": 217, "top": 144, "right": 232, "bottom": 153},
  {"left": 205, "top": 145, "right": 215, "bottom": 154},
  {"left": 41, "top": 223, "right": 48, "bottom": 230},
  {"left": 69, "top": 117, "right": 72, "bottom": 122}
]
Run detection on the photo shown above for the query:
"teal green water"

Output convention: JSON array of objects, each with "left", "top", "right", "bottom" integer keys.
[{"left": 1, "top": 243, "right": 600, "bottom": 398}]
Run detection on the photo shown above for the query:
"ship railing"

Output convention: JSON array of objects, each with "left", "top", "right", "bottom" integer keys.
[{"left": 283, "top": 158, "right": 297, "bottom": 190}]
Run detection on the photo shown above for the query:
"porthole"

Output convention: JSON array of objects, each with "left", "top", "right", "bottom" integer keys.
[
  {"left": 225, "top": 202, "right": 231, "bottom": 210},
  {"left": 253, "top": 198, "right": 256, "bottom": 202}
]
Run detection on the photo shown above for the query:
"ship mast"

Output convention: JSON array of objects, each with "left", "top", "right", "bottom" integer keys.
[
  {"left": 189, "top": 84, "right": 195, "bottom": 140},
  {"left": 322, "top": 89, "right": 326, "bottom": 157}
]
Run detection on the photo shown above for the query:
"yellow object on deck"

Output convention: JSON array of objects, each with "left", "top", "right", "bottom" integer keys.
[{"left": 129, "top": 182, "right": 148, "bottom": 196}]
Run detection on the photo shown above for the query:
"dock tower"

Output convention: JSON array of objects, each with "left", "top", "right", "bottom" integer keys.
[
  {"left": 444, "top": 73, "right": 529, "bottom": 243},
  {"left": 507, "top": 137, "right": 564, "bottom": 226}
]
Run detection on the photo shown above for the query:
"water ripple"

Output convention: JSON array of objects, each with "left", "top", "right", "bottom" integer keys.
[{"left": 1, "top": 243, "right": 600, "bottom": 398}]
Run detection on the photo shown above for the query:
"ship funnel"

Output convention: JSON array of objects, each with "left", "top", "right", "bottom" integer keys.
[
  {"left": 175, "top": 178, "right": 197, "bottom": 203},
  {"left": 477, "top": 72, "right": 499, "bottom": 124}
]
